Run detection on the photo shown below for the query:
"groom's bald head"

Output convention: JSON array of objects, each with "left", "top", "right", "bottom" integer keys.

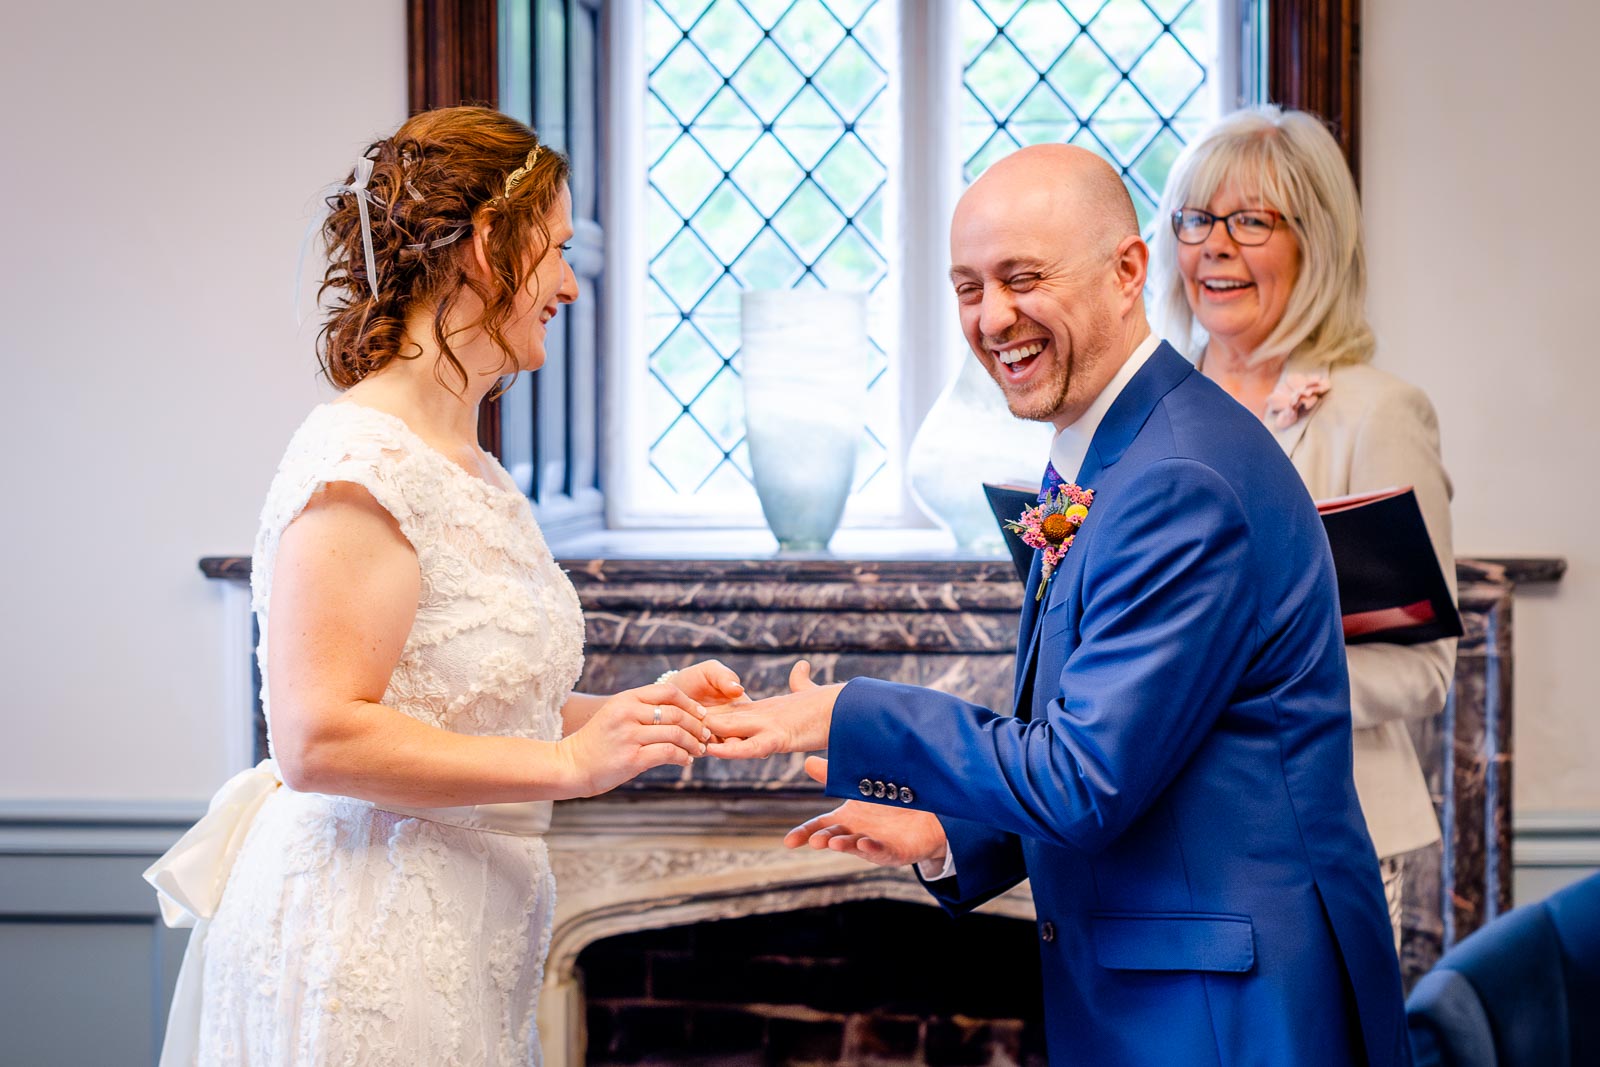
[{"left": 948, "top": 145, "right": 1150, "bottom": 429}]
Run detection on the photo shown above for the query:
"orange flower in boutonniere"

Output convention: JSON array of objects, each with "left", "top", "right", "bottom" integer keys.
[{"left": 1006, "top": 483, "right": 1095, "bottom": 601}]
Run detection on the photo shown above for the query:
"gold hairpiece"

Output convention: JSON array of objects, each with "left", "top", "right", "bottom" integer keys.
[{"left": 502, "top": 145, "right": 541, "bottom": 200}]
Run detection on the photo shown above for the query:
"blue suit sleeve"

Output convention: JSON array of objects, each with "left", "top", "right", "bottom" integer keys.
[
  {"left": 825, "top": 458, "right": 1260, "bottom": 856},
  {"left": 914, "top": 814, "right": 1028, "bottom": 915}
]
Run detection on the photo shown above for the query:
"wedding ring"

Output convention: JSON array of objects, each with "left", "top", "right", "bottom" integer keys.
[{"left": 652, "top": 706, "right": 662, "bottom": 725}]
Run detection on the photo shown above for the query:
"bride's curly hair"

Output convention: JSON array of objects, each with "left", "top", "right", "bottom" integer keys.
[{"left": 316, "top": 106, "right": 571, "bottom": 393}]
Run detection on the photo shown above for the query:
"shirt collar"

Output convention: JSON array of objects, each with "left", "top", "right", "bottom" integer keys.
[{"left": 1048, "top": 332, "right": 1162, "bottom": 484}]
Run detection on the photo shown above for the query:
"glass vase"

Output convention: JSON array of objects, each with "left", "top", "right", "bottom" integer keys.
[
  {"left": 740, "top": 290, "right": 868, "bottom": 552},
  {"left": 906, "top": 355, "right": 1054, "bottom": 552}
]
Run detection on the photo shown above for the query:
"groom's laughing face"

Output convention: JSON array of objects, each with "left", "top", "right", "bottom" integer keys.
[{"left": 948, "top": 170, "right": 1121, "bottom": 430}]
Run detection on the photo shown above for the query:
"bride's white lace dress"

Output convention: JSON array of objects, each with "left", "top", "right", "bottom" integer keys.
[{"left": 193, "top": 402, "right": 584, "bottom": 1065}]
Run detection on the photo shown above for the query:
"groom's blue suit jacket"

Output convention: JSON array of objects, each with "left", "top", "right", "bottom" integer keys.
[{"left": 829, "top": 344, "right": 1411, "bottom": 1066}]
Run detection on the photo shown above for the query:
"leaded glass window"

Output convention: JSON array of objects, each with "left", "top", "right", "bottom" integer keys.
[
  {"left": 643, "top": 0, "right": 895, "bottom": 518},
  {"left": 618, "top": 0, "right": 1248, "bottom": 527},
  {"left": 962, "top": 0, "right": 1226, "bottom": 231}
]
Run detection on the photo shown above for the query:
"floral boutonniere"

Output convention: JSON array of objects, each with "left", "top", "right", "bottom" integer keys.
[
  {"left": 1264, "top": 371, "right": 1331, "bottom": 430},
  {"left": 1006, "top": 483, "right": 1094, "bottom": 601}
]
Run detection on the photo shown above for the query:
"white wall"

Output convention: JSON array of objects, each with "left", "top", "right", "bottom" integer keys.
[
  {"left": 1364, "top": 0, "right": 1600, "bottom": 813},
  {"left": 0, "top": 1, "right": 405, "bottom": 801}
]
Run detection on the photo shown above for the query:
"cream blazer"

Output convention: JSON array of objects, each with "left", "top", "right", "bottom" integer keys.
[{"left": 1271, "top": 358, "right": 1454, "bottom": 859}]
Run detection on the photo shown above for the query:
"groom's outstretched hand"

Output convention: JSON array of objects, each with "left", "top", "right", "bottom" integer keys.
[
  {"left": 783, "top": 757, "right": 949, "bottom": 870},
  {"left": 704, "top": 661, "right": 840, "bottom": 759}
]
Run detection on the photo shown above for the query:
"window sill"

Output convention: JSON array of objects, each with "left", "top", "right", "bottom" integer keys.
[{"left": 546, "top": 526, "right": 1001, "bottom": 563}]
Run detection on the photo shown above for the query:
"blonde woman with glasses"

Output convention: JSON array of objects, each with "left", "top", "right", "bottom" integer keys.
[{"left": 1151, "top": 105, "right": 1455, "bottom": 953}]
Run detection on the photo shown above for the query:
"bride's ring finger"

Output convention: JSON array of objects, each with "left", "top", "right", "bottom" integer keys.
[{"left": 651, "top": 706, "right": 663, "bottom": 726}]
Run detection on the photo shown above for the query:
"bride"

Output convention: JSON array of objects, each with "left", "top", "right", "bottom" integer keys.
[{"left": 146, "top": 106, "right": 743, "bottom": 1065}]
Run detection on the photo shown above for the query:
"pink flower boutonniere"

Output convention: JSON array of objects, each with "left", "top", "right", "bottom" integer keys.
[
  {"left": 1006, "top": 483, "right": 1095, "bottom": 601},
  {"left": 1264, "top": 371, "right": 1331, "bottom": 430}
]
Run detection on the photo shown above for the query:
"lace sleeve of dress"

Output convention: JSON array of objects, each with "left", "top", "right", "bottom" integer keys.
[{"left": 251, "top": 407, "right": 427, "bottom": 615}]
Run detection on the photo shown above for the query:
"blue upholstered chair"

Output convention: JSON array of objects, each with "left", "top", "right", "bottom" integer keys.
[{"left": 1406, "top": 871, "right": 1600, "bottom": 1066}]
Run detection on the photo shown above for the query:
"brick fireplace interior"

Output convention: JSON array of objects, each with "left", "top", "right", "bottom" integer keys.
[{"left": 578, "top": 900, "right": 1047, "bottom": 1066}]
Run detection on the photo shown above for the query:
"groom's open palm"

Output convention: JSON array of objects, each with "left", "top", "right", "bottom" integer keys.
[{"left": 784, "top": 756, "right": 948, "bottom": 869}]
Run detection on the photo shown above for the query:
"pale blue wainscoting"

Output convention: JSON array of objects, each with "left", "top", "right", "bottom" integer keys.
[
  {"left": 1513, "top": 810, "right": 1600, "bottom": 905},
  {"left": 0, "top": 802, "right": 197, "bottom": 1067},
  {"left": 1, "top": 801, "right": 1594, "bottom": 1066}
]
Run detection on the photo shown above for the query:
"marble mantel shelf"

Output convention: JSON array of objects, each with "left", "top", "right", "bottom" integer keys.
[{"left": 198, "top": 553, "right": 1567, "bottom": 586}]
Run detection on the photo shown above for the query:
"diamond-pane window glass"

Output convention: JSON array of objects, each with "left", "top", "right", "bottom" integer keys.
[
  {"left": 962, "top": 0, "right": 1221, "bottom": 234},
  {"left": 646, "top": 0, "right": 893, "bottom": 507},
  {"left": 619, "top": 2, "right": 1252, "bottom": 528}
]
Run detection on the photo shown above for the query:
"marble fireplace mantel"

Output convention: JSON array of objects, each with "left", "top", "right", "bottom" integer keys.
[{"left": 201, "top": 550, "right": 1563, "bottom": 1064}]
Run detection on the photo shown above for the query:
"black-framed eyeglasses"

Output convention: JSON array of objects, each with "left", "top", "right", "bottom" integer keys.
[{"left": 1170, "top": 208, "right": 1286, "bottom": 246}]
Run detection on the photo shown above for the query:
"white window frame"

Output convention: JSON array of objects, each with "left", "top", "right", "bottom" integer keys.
[{"left": 602, "top": 0, "right": 1246, "bottom": 531}]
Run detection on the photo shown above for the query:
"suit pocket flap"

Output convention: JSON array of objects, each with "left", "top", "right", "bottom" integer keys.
[{"left": 1091, "top": 912, "right": 1255, "bottom": 973}]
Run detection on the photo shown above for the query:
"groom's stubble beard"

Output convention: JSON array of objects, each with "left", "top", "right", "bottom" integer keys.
[{"left": 985, "top": 303, "right": 1116, "bottom": 425}]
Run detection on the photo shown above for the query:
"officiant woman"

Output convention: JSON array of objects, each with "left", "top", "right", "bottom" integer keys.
[{"left": 1149, "top": 104, "right": 1456, "bottom": 949}]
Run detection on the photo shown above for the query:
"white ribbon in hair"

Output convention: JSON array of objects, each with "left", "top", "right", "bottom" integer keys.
[
  {"left": 404, "top": 180, "right": 469, "bottom": 249},
  {"left": 349, "top": 157, "right": 381, "bottom": 301},
  {"left": 292, "top": 160, "right": 471, "bottom": 323},
  {"left": 291, "top": 160, "right": 381, "bottom": 323}
]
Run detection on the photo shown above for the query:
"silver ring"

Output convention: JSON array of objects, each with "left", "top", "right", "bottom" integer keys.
[{"left": 652, "top": 706, "right": 662, "bottom": 726}]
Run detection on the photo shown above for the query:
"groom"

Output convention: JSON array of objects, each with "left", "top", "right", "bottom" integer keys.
[{"left": 708, "top": 145, "right": 1411, "bottom": 1065}]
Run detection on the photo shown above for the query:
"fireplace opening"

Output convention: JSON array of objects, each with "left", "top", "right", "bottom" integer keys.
[{"left": 576, "top": 899, "right": 1047, "bottom": 1066}]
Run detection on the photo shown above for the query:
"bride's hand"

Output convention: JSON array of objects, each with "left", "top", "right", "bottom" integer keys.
[
  {"left": 660, "top": 659, "right": 748, "bottom": 709},
  {"left": 557, "top": 683, "right": 710, "bottom": 797}
]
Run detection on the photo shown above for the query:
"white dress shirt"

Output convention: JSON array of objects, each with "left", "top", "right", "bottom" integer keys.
[{"left": 1047, "top": 331, "right": 1162, "bottom": 483}]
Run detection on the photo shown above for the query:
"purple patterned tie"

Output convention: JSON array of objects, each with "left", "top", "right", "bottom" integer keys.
[{"left": 1040, "top": 459, "right": 1064, "bottom": 503}]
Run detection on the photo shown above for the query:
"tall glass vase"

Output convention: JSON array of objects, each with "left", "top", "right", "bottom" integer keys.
[
  {"left": 906, "top": 355, "right": 1054, "bottom": 552},
  {"left": 740, "top": 290, "right": 868, "bottom": 552}
]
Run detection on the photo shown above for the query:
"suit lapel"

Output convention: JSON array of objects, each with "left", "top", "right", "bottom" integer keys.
[
  {"left": 1273, "top": 409, "right": 1313, "bottom": 458},
  {"left": 1078, "top": 342, "right": 1192, "bottom": 472},
  {"left": 1012, "top": 550, "right": 1046, "bottom": 714},
  {"left": 1011, "top": 343, "right": 1194, "bottom": 719}
]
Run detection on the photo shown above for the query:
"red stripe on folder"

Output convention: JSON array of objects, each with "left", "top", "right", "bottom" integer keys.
[{"left": 1342, "top": 599, "right": 1436, "bottom": 639}]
